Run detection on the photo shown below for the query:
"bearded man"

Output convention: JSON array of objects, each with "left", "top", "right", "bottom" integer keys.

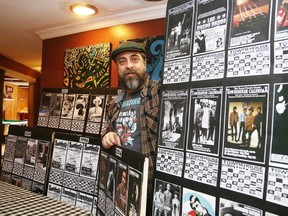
[{"left": 101, "top": 41, "right": 160, "bottom": 213}]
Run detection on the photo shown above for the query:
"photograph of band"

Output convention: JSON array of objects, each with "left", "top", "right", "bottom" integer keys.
[
  {"left": 223, "top": 84, "right": 268, "bottom": 163},
  {"left": 187, "top": 87, "right": 222, "bottom": 155},
  {"left": 160, "top": 90, "right": 188, "bottom": 150},
  {"left": 153, "top": 179, "right": 181, "bottom": 216},
  {"left": 165, "top": 0, "right": 194, "bottom": 60}
]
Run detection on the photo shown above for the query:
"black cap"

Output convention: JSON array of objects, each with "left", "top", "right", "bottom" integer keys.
[{"left": 111, "top": 41, "right": 146, "bottom": 62}]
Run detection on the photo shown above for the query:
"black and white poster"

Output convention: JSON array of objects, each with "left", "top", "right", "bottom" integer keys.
[
  {"left": 165, "top": 0, "right": 194, "bottom": 60},
  {"left": 76, "top": 192, "right": 94, "bottom": 213},
  {"left": 223, "top": 84, "right": 269, "bottom": 163},
  {"left": 152, "top": 179, "right": 181, "bottom": 216},
  {"left": 187, "top": 87, "right": 222, "bottom": 155},
  {"left": 182, "top": 187, "right": 216, "bottom": 216},
  {"left": 159, "top": 89, "right": 188, "bottom": 150},
  {"left": 193, "top": 0, "right": 228, "bottom": 54},
  {"left": 184, "top": 153, "right": 219, "bottom": 187},
  {"left": 51, "top": 139, "right": 69, "bottom": 170},
  {"left": 229, "top": 0, "right": 272, "bottom": 47},
  {"left": 266, "top": 167, "right": 288, "bottom": 207},
  {"left": 34, "top": 140, "right": 50, "bottom": 184},
  {"left": 156, "top": 147, "right": 184, "bottom": 177},
  {"left": 275, "top": 0, "right": 288, "bottom": 40},
  {"left": 220, "top": 159, "right": 265, "bottom": 199},
  {"left": 192, "top": 52, "right": 225, "bottom": 81},
  {"left": 219, "top": 198, "right": 262, "bottom": 215},
  {"left": 80, "top": 143, "right": 100, "bottom": 179},
  {"left": 48, "top": 93, "right": 63, "bottom": 128},
  {"left": 227, "top": 44, "right": 271, "bottom": 78},
  {"left": 101, "top": 94, "right": 117, "bottom": 133},
  {"left": 61, "top": 187, "right": 77, "bottom": 206},
  {"left": 59, "top": 93, "right": 76, "bottom": 130},
  {"left": 37, "top": 92, "right": 52, "bottom": 127},
  {"left": 163, "top": 58, "right": 191, "bottom": 84},
  {"left": 47, "top": 183, "right": 62, "bottom": 201},
  {"left": 65, "top": 141, "right": 83, "bottom": 174},
  {"left": 274, "top": 40, "right": 288, "bottom": 74},
  {"left": 270, "top": 83, "right": 288, "bottom": 169},
  {"left": 86, "top": 94, "right": 105, "bottom": 135},
  {"left": 71, "top": 93, "right": 89, "bottom": 133},
  {"left": 13, "top": 136, "right": 27, "bottom": 176}
]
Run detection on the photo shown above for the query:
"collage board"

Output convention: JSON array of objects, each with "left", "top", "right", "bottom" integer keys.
[
  {"left": 153, "top": 0, "right": 288, "bottom": 215},
  {"left": 0, "top": 126, "right": 53, "bottom": 194},
  {"left": 45, "top": 132, "right": 148, "bottom": 216},
  {"left": 1, "top": 125, "right": 148, "bottom": 216},
  {"left": 36, "top": 88, "right": 118, "bottom": 136}
]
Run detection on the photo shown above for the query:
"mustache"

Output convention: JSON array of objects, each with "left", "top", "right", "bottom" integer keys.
[{"left": 123, "top": 70, "right": 136, "bottom": 75}]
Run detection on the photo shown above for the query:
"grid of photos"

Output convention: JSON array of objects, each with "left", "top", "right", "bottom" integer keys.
[
  {"left": 37, "top": 88, "right": 118, "bottom": 136},
  {"left": 97, "top": 148, "right": 148, "bottom": 216},
  {"left": 155, "top": 0, "right": 288, "bottom": 215},
  {"left": 0, "top": 126, "right": 53, "bottom": 194},
  {"left": 47, "top": 133, "right": 101, "bottom": 215}
]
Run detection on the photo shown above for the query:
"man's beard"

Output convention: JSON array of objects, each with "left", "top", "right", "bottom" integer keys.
[
  {"left": 125, "top": 77, "right": 139, "bottom": 90},
  {"left": 120, "top": 71, "right": 146, "bottom": 91}
]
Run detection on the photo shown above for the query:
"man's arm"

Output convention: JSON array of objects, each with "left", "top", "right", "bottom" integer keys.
[{"left": 101, "top": 98, "right": 122, "bottom": 149}]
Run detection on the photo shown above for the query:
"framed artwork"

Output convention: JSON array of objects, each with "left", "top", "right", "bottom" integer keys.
[{"left": 63, "top": 43, "right": 111, "bottom": 88}]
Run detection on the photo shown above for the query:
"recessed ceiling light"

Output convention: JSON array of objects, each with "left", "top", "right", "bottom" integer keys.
[{"left": 70, "top": 3, "right": 98, "bottom": 16}]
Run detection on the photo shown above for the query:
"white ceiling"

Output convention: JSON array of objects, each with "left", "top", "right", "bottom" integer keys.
[{"left": 0, "top": 0, "right": 167, "bottom": 81}]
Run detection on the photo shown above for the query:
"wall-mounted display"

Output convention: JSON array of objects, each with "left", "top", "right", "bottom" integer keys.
[
  {"left": 153, "top": 0, "right": 288, "bottom": 215},
  {"left": 0, "top": 126, "right": 53, "bottom": 195}
]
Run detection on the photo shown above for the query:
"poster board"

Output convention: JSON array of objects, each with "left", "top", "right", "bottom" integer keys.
[
  {"left": 153, "top": 0, "right": 288, "bottom": 215},
  {"left": 0, "top": 125, "right": 53, "bottom": 195}
]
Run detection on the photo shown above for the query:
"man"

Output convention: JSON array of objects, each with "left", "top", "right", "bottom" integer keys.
[
  {"left": 172, "top": 192, "right": 180, "bottom": 216},
  {"left": 254, "top": 106, "right": 263, "bottom": 148},
  {"left": 189, "top": 195, "right": 211, "bottom": 216},
  {"left": 245, "top": 106, "right": 255, "bottom": 147},
  {"left": 229, "top": 106, "right": 239, "bottom": 141},
  {"left": 163, "top": 183, "right": 172, "bottom": 216},
  {"left": 101, "top": 41, "right": 160, "bottom": 211},
  {"left": 237, "top": 107, "right": 247, "bottom": 143},
  {"left": 154, "top": 184, "right": 164, "bottom": 216},
  {"left": 207, "top": 105, "right": 216, "bottom": 142}
]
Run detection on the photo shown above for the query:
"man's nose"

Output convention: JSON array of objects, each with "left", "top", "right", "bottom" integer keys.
[{"left": 126, "top": 60, "right": 134, "bottom": 69}]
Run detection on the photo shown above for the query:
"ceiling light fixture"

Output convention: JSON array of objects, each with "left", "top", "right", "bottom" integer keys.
[{"left": 70, "top": 3, "right": 98, "bottom": 16}]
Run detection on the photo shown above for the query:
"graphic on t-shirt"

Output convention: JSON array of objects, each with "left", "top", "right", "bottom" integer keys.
[{"left": 116, "top": 97, "right": 141, "bottom": 150}]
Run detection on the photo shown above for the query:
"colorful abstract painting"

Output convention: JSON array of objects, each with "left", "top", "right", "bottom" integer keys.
[
  {"left": 121, "top": 36, "right": 164, "bottom": 81},
  {"left": 63, "top": 43, "right": 111, "bottom": 88}
]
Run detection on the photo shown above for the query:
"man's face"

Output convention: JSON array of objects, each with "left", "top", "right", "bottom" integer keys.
[
  {"left": 116, "top": 51, "right": 147, "bottom": 92},
  {"left": 191, "top": 201, "right": 205, "bottom": 215}
]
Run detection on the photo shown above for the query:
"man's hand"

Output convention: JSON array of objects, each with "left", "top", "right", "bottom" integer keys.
[{"left": 102, "top": 132, "right": 121, "bottom": 149}]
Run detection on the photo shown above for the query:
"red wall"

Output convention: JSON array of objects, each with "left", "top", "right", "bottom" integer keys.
[{"left": 41, "top": 18, "right": 166, "bottom": 89}]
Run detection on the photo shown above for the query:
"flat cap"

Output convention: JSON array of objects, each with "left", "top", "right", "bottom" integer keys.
[{"left": 111, "top": 41, "right": 146, "bottom": 61}]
